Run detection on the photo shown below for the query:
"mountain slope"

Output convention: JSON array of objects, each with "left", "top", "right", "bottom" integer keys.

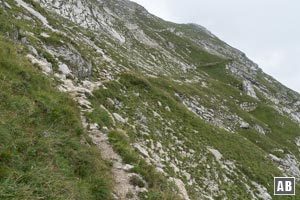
[
  {"left": 0, "top": 38, "right": 114, "bottom": 200},
  {"left": 1, "top": 0, "right": 300, "bottom": 199}
]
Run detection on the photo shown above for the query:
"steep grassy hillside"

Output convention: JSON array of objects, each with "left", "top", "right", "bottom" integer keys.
[
  {"left": 88, "top": 71, "right": 298, "bottom": 200},
  {"left": 0, "top": 38, "right": 113, "bottom": 200},
  {"left": 1, "top": 0, "right": 300, "bottom": 199}
]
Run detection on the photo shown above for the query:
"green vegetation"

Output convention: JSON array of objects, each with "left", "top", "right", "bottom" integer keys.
[
  {"left": 0, "top": 38, "right": 113, "bottom": 200},
  {"left": 89, "top": 72, "right": 298, "bottom": 199},
  {"left": 107, "top": 130, "right": 182, "bottom": 200},
  {"left": 2, "top": 0, "right": 300, "bottom": 199},
  {"left": 86, "top": 106, "right": 113, "bottom": 128}
]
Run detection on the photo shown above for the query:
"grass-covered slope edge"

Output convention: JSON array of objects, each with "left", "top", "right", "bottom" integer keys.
[{"left": 0, "top": 37, "right": 114, "bottom": 200}]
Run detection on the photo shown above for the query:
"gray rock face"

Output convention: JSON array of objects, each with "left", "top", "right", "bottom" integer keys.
[
  {"left": 268, "top": 153, "right": 300, "bottom": 179},
  {"left": 58, "top": 63, "right": 71, "bottom": 75},
  {"left": 168, "top": 177, "right": 190, "bottom": 200},
  {"left": 242, "top": 80, "right": 257, "bottom": 99},
  {"left": 46, "top": 45, "right": 92, "bottom": 77}
]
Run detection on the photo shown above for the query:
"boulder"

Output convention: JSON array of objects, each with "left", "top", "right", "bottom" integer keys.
[
  {"left": 242, "top": 80, "right": 258, "bottom": 99},
  {"left": 240, "top": 122, "right": 250, "bottom": 129}
]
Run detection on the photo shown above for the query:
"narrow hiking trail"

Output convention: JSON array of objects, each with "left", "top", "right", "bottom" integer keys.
[{"left": 57, "top": 78, "right": 146, "bottom": 200}]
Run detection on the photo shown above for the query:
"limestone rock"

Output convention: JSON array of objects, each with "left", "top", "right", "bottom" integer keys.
[
  {"left": 169, "top": 177, "right": 190, "bottom": 200},
  {"left": 58, "top": 63, "right": 71, "bottom": 75},
  {"left": 26, "top": 54, "right": 52, "bottom": 74},
  {"left": 240, "top": 122, "right": 250, "bottom": 129},
  {"left": 113, "top": 113, "right": 128, "bottom": 124},
  {"left": 242, "top": 80, "right": 258, "bottom": 99}
]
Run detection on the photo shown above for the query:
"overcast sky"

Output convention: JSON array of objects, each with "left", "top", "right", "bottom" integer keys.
[{"left": 131, "top": 0, "right": 300, "bottom": 92}]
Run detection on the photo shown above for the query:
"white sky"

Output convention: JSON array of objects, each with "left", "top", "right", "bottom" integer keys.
[{"left": 131, "top": 0, "right": 300, "bottom": 92}]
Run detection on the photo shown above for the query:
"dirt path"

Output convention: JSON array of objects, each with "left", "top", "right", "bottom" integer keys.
[{"left": 58, "top": 79, "right": 143, "bottom": 200}]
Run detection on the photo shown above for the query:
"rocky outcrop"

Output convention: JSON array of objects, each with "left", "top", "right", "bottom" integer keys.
[
  {"left": 176, "top": 93, "right": 249, "bottom": 133},
  {"left": 268, "top": 153, "right": 300, "bottom": 179},
  {"left": 242, "top": 80, "right": 258, "bottom": 99},
  {"left": 26, "top": 54, "right": 52, "bottom": 74}
]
